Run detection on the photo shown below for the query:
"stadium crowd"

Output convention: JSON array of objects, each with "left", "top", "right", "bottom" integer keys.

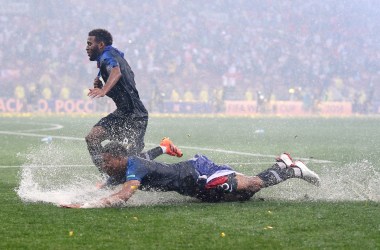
[{"left": 1, "top": 0, "right": 379, "bottom": 113}]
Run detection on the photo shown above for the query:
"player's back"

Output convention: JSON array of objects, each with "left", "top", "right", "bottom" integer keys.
[{"left": 127, "top": 156, "right": 198, "bottom": 195}]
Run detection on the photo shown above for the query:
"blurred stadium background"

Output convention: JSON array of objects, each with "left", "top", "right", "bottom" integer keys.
[
  {"left": 1, "top": 2, "right": 380, "bottom": 248},
  {"left": 1, "top": 0, "right": 379, "bottom": 116}
]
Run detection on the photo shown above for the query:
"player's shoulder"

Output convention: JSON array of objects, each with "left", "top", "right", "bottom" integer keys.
[
  {"left": 100, "top": 49, "right": 115, "bottom": 61},
  {"left": 127, "top": 156, "right": 149, "bottom": 171},
  {"left": 126, "top": 156, "right": 151, "bottom": 181},
  {"left": 100, "top": 50, "right": 121, "bottom": 68}
]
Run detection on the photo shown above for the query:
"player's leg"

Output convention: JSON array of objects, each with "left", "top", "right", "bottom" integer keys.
[
  {"left": 235, "top": 174, "right": 263, "bottom": 193},
  {"left": 249, "top": 153, "right": 320, "bottom": 188},
  {"left": 86, "top": 112, "right": 126, "bottom": 171},
  {"left": 138, "top": 147, "right": 163, "bottom": 160},
  {"left": 159, "top": 137, "right": 183, "bottom": 157},
  {"left": 118, "top": 118, "right": 182, "bottom": 159},
  {"left": 138, "top": 137, "right": 183, "bottom": 160},
  {"left": 197, "top": 153, "right": 320, "bottom": 202},
  {"left": 223, "top": 164, "right": 295, "bottom": 199},
  {"left": 86, "top": 125, "right": 108, "bottom": 171},
  {"left": 118, "top": 116, "right": 148, "bottom": 156},
  {"left": 246, "top": 153, "right": 298, "bottom": 189}
]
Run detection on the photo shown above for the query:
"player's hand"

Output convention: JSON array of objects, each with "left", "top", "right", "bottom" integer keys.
[
  {"left": 94, "top": 77, "right": 103, "bottom": 89},
  {"left": 100, "top": 198, "right": 111, "bottom": 206},
  {"left": 60, "top": 203, "right": 82, "bottom": 208},
  {"left": 96, "top": 182, "right": 106, "bottom": 189},
  {"left": 88, "top": 88, "right": 106, "bottom": 98}
]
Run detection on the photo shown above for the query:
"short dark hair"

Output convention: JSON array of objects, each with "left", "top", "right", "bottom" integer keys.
[
  {"left": 102, "top": 142, "right": 128, "bottom": 157},
  {"left": 88, "top": 29, "right": 113, "bottom": 46}
]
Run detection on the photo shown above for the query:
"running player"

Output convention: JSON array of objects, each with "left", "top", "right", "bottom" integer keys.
[
  {"left": 85, "top": 28, "right": 150, "bottom": 171},
  {"left": 62, "top": 142, "right": 320, "bottom": 208}
]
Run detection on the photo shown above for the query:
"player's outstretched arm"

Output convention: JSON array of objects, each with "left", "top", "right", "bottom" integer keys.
[
  {"left": 60, "top": 180, "right": 140, "bottom": 208},
  {"left": 100, "top": 180, "right": 140, "bottom": 207}
]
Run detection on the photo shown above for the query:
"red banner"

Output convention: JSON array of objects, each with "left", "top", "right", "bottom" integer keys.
[
  {"left": 0, "top": 98, "right": 96, "bottom": 113},
  {"left": 0, "top": 98, "right": 362, "bottom": 116}
]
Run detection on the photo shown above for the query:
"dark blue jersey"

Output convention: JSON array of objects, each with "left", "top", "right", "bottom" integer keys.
[
  {"left": 126, "top": 156, "right": 198, "bottom": 196},
  {"left": 97, "top": 46, "right": 148, "bottom": 118},
  {"left": 188, "top": 154, "right": 233, "bottom": 176},
  {"left": 125, "top": 154, "right": 234, "bottom": 196}
]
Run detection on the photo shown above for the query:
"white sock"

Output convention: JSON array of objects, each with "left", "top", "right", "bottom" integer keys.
[
  {"left": 276, "top": 162, "right": 286, "bottom": 169},
  {"left": 293, "top": 167, "right": 302, "bottom": 177},
  {"left": 160, "top": 146, "right": 167, "bottom": 154}
]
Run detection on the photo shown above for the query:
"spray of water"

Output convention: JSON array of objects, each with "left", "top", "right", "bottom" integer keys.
[
  {"left": 16, "top": 143, "right": 194, "bottom": 207},
  {"left": 257, "top": 160, "right": 380, "bottom": 202},
  {"left": 16, "top": 144, "right": 379, "bottom": 208}
]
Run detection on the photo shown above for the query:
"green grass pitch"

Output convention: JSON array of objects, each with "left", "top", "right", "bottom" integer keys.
[{"left": 0, "top": 115, "right": 379, "bottom": 249}]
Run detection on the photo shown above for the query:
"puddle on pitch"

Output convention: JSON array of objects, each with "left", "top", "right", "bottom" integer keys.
[{"left": 16, "top": 144, "right": 380, "bottom": 207}]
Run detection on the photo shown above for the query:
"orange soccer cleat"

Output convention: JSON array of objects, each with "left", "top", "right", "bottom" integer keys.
[{"left": 160, "top": 137, "right": 183, "bottom": 157}]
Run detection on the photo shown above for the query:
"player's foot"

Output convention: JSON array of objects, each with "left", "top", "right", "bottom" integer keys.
[
  {"left": 276, "top": 153, "right": 293, "bottom": 167},
  {"left": 160, "top": 137, "right": 183, "bottom": 157},
  {"left": 292, "top": 160, "right": 321, "bottom": 187}
]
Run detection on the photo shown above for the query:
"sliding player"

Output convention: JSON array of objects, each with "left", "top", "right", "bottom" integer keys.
[{"left": 62, "top": 142, "right": 320, "bottom": 208}]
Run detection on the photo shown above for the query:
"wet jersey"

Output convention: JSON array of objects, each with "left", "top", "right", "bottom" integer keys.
[
  {"left": 126, "top": 156, "right": 199, "bottom": 196},
  {"left": 97, "top": 46, "right": 148, "bottom": 118},
  {"left": 188, "top": 154, "right": 234, "bottom": 179},
  {"left": 125, "top": 154, "right": 235, "bottom": 197}
]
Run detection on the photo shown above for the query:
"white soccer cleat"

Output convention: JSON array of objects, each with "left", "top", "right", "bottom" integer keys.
[
  {"left": 292, "top": 160, "right": 321, "bottom": 187},
  {"left": 276, "top": 153, "right": 294, "bottom": 167}
]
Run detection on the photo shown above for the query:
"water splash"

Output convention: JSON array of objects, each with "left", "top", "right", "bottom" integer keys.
[
  {"left": 15, "top": 143, "right": 194, "bottom": 207},
  {"left": 16, "top": 144, "right": 379, "bottom": 207},
  {"left": 257, "top": 160, "right": 380, "bottom": 202}
]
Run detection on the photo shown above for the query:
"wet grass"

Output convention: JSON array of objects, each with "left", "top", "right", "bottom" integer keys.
[{"left": 0, "top": 115, "right": 379, "bottom": 249}]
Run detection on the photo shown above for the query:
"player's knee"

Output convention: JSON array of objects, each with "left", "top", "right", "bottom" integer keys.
[
  {"left": 85, "top": 133, "right": 95, "bottom": 144},
  {"left": 237, "top": 176, "right": 262, "bottom": 193},
  {"left": 246, "top": 176, "right": 262, "bottom": 192},
  {"left": 86, "top": 127, "right": 106, "bottom": 144}
]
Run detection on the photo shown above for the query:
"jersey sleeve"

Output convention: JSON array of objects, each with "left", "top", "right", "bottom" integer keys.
[
  {"left": 101, "top": 51, "right": 120, "bottom": 69},
  {"left": 126, "top": 156, "right": 149, "bottom": 181}
]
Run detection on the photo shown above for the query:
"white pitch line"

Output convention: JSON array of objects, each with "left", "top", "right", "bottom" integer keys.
[
  {"left": 0, "top": 130, "right": 84, "bottom": 141},
  {"left": 16, "top": 123, "right": 64, "bottom": 132},
  {"left": 0, "top": 122, "right": 333, "bottom": 164}
]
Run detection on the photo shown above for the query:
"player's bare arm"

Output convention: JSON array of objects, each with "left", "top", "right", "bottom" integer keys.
[
  {"left": 100, "top": 180, "right": 140, "bottom": 207},
  {"left": 61, "top": 180, "right": 140, "bottom": 208},
  {"left": 88, "top": 67, "right": 122, "bottom": 98}
]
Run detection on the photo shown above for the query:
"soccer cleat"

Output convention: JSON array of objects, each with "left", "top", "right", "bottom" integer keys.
[
  {"left": 276, "top": 153, "right": 294, "bottom": 167},
  {"left": 160, "top": 137, "right": 183, "bottom": 157},
  {"left": 292, "top": 160, "right": 321, "bottom": 187}
]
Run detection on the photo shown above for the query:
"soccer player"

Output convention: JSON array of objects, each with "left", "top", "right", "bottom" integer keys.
[
  {"left": 62, "top": 142, "right": 321, "bottom": 208},
  {"left": 85, "top": 28, "right": 150, "bottom": 171}
]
